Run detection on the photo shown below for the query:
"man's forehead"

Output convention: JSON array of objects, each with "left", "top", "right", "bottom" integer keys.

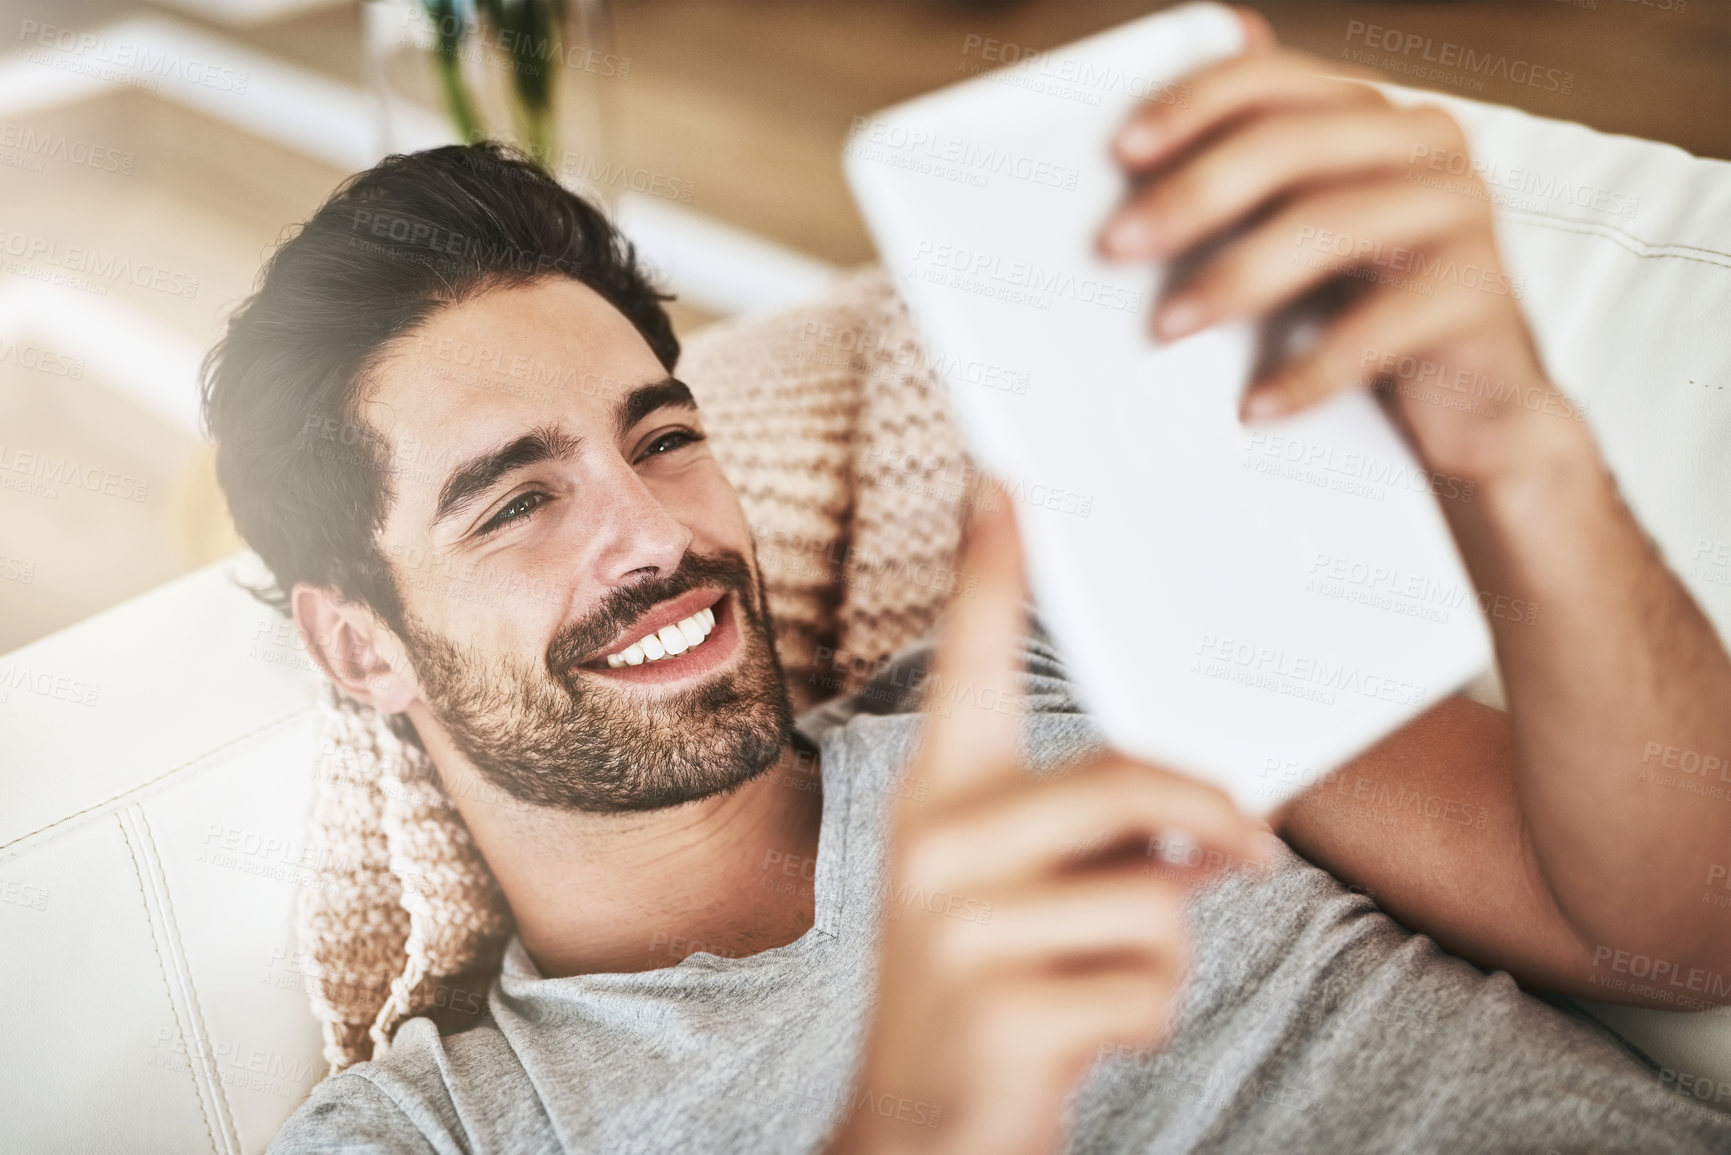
[{"left": 366, "top": 278, "right": 666, "bottom": 454}]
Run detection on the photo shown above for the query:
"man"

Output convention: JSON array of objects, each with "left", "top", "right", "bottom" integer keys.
[{"left": 218, "top": 14, "right": 1731, "bottom": 1155}]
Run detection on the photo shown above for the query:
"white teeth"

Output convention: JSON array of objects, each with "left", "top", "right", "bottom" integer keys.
[{"left": 599, "top": 604, "right": 721, "bottom": 668}]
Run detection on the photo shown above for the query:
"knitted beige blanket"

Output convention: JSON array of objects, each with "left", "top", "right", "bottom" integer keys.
[{"left": 297, "top": 267, "right": 974, "bottom": 1075}]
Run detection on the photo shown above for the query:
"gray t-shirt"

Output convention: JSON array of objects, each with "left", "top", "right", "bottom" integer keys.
[{"left": 270, "top": 631, "right": 1731, "bottom": 1154}]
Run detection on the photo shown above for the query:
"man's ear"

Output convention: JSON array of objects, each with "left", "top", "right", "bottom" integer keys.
[{"left": 291, "top": 582, "right": 420, "bottom": 715}]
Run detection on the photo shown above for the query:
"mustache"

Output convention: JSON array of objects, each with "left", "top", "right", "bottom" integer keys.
[{"left": 545, "top": 549, "right": 756, "bottom": 674}]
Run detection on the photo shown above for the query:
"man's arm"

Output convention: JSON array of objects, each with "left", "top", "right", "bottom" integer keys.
[
  {"left": 1099, "top": 11, "right": 1731, "bottom": 1003},
  {"left": 1446, "top": 415, "right": 1731, "bottom": 978},
  {"left": 1281, "top": 416, "right": 1731, "bottom": 1007}
]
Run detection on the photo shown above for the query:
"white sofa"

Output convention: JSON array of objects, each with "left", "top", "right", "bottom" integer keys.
[{"left": 5, "top": 65, "right": 1731, "bottom": 1155}]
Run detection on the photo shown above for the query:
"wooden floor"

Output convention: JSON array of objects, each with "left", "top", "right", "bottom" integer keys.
[{"left": 1, "top": 0, "right": 1725, "bottom": 652}]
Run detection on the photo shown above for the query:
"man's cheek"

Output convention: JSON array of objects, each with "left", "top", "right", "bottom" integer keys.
[{"left": 691, "top": 464, "right": 757, "bottom": 557}]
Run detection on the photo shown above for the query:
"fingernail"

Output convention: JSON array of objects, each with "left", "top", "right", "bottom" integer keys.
[
  {"left": 1102, "top": 213, "right": 1151, "bottom": 257},
  {"left": 1154, "top": 295, "right": 1207, "bottom": 341},
  {"left": 1116, "top": 120, "right": 1164, "bottom": 164},
  {"left": 1240, "top": 386, "right": 1291, "bottom": 423}
]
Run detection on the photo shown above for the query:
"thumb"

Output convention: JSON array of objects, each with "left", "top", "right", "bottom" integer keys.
[{"left": 912, "top": 483, "right": 1030, "bottom": 812}]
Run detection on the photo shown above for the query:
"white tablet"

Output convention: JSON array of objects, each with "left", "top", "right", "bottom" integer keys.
[{"left": 843, "top": 1, "right": 1492, "bottom": 815}]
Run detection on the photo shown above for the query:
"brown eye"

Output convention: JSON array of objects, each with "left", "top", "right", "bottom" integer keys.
[
  {"left": 478, "top": 490, "right": 548, "bottom": 536},
  {"left": 638, "top": 429, "right": 704, "bottom": 461}
]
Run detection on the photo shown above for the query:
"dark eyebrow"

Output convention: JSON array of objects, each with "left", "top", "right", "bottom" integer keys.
[
  {"left": 617, "top": 376, "right": 697, "bottom": 440},
  {"left": 431, "top": 423, "right": 582, "bottom": 530}
]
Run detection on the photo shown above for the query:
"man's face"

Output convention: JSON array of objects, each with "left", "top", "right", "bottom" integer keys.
[{"left": 364, "top": 277, "right": 791, "bottom": 812}]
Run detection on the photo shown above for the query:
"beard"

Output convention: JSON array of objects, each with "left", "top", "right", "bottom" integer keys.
[{"left": 398, "top": 547, "right": 793, "bottom": 813}]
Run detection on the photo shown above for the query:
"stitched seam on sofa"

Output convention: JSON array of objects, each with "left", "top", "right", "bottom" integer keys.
[
  {"left": 119, "top": 807, "right": 222, "bottom": 1155},
  {"left": 0, "top": 705, "right": 315, "bottom": 859},
  {"left": 139, "top": 802, "right": 245, "bottom": 1155},
  {"left": 125, "top": 802, "right": 242, "bottom": 1155},
  {"left": 1499, "top": 209, "right": 1731, "bottom": 268}
]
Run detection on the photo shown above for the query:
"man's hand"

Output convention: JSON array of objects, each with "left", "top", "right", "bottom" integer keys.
[
  {"left": 1092, "top": 9, "right": 1731, "bottom": 1000},
  {"left": 827, "top": 498, "right": 1270, "bottom": 1155},
  {"left": 1098, "top": 8, "right": 1589, "bottom": 493}
]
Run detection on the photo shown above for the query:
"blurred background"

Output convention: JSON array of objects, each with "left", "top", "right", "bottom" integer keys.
[{"left": 1, "top": 0, "right": 1726, "bottom": 654}]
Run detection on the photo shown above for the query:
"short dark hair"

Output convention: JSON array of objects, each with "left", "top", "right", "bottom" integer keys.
[{"left": 200, "top": 142, "right": 679, "bottom": 634}]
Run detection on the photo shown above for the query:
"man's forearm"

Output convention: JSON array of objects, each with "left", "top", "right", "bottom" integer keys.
[{"left": 1444, "top": 410, "right": 1731, "bottom": 969}]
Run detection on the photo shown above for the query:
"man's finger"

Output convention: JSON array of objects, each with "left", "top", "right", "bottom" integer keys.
[
  {"left": 1150, "top": 174, "right": 1484, "bottom": 342},
  {"left": 903, "top": 754, "right": 1269, "bottom": 897},
  {"left": 1233, "top": 6, "right": 1278, "bottom": 56},
  {"left": 911, "top": 485, "right": 1030, "bottom": 813},
  {"left": 1103, "top": 104, "right": 1468, "bottom": 264},
  {"left": 1242, "top": 239, "right": 1494, "bottom": 420},
  {"left": 1111, "top": 49, "right": 1383, "bottom": 173},
  {"left": 921, "top": 872, "right": 1190, "bottom": 978}
]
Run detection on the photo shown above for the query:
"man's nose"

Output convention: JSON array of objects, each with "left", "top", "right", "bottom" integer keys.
[{"left": 585, "top": 460, "right": 693, "bottom": 585}]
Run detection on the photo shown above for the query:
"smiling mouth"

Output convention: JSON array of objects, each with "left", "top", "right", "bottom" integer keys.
[
  {"left": 573, "top": 588, "right": 730, "bottom": 674},
  {"left": 601, "top": 604, "right": 716, "bottom": 667}
]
